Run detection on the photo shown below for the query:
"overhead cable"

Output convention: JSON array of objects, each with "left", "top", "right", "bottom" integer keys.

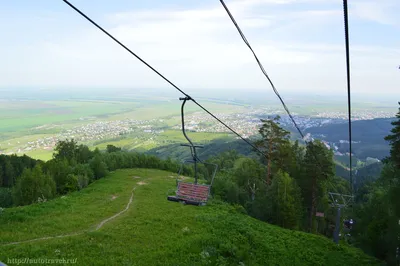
[
  {"left": 62, "top": 0, "right": 267, "bottom": 157},
  {"left": 342, "top": 0, "right": 354, "bottom": 194},
  {"left": 219, "top": 0, "right": 339, "bottom": 191},
  {"left": 219, "top": 0, "right": 305, "bottom": 139}
]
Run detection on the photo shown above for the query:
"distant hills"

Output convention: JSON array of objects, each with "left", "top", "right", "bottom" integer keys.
[
  {"left": 305, "top": 118, "right": 393, "bottom": 160},
  {"left": 146, "top": 137, "right": 254, "bottom": 162}
]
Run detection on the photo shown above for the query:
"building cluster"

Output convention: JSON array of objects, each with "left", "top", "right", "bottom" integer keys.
[
  {"left": 1, "top": 118, "right": 164, "bottom": 154},
  {"left": 315, "top": 110, "right": 395, "bottom": 120},
  {"left": 171, "top": 111, "right": 262, "bottom": 138},
  {"left": 0, "top": 106, "right": 394, "bottom": 157}
]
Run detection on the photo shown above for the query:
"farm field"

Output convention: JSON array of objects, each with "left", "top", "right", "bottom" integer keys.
[
  {"left": 92, "top": 131, "right": 232, "bottom": 151},
  {"left": 0, "top": 100, "right": 139, "bottom": 133},
  {"left": 0, "top": 97, "right": 243, "bottom": 160},
  {"left": 0, "top": 91, "right": 396, "bottom": 164}
]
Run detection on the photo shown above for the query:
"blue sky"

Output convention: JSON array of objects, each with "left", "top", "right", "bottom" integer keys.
[{"left": 0, "top": 0, "right": 399, "bottom": 96}]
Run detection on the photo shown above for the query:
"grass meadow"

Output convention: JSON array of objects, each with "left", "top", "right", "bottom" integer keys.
[{"left": 0, "top": 169, "right": 381, "bottom": 266}]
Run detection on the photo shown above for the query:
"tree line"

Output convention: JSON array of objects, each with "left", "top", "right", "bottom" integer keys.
[
  {"left": 205, "top": 104, "right": 400, "bottom": 265},
  {"left": 1, "top": 102, "right": 399, "bottom": 265},
  {"left": 206, "top": 116, "right": 347, "bottom": 236},
  {"left": 0, "top": 142, "right": 192, "bottom": 208},
  {"left": 350, "top": 102, "right": 400, "bottom": 265}
]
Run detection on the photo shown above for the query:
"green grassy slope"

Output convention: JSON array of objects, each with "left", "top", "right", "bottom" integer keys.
[{"left": 0, "top": 169, "right": 381, "bottom": 266}]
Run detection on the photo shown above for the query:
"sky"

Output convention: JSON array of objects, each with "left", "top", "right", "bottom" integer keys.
[{"left": 0, "top": 0, "right": 399, "bottom": 97}]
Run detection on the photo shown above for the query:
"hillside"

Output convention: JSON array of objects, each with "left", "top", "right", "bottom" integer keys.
[
  {"left": 0, "top": 169, "right": 381, "bottom": 265},
  {"left": 145, "top": 137, "right": 254, "bottom": 161},
  {"left": 146, "top": 138, "right": 383, "bottom": 186},
  {"left": 305, "top": 118, "right": 393, "bottom": 160}
]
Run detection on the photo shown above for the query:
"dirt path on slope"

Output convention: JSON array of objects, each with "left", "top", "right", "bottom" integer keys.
[
  {"left": 1, "top": 186, "right": 137, "bottom": 247},
  {"left": 95, "top": 187, "right": 135, "bottom": 230}
]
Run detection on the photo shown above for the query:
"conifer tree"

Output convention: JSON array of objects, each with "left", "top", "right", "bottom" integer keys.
[
  {"left": 384, "top": 102, "right": 400, "bottom": 168},
  {"left": 255, "top": 116, "right": 291, "bottom": 184},
  {"left": 300, "top": 140, "right": 334, "bottom": 232}
]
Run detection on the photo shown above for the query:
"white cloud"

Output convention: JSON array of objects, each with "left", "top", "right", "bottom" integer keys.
[
  {"left": 0, "top": 0, "right": 399, "bottom": 96},
  {"left": 351, "top": 0, "right": 400, "bottom": 25}
]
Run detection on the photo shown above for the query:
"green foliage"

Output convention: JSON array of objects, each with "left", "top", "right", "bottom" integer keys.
[
  {"left": 299, "top": 140, "right": 335, "bottom": 232},
  {"left": 212, "top": 174, "right": 240, "bottom": 204},
  {"left": 3, "top": 160, "right": 16, "bottom": 187},
  {"left": 146, "top": 137, "right": 254, "bottom": 163},
  {"left": 89, "top": 155, "right": 109, "bottom": 180},
  {"left": 0, "top": 154, "right": 39, "bottom": 186},
  {"left": 53, "top": 138, "right": 78, "bottom": 162},
  {"left": 384, "top": 102, "right": 400, "bottom": 168},
  {"left": 76, "top": 144, "right": 93, "bottom": 164},
  {"left": 64, "top": 174, "right": 79, "bottom": 192},
  {"left": 12, "top": 165, "right": 56, "bottom": 206},
  {"left": 53, "top": 139, "right": 94, "bottom": 164},
  {"left": 0, "top": 165, "right": 3, "bottom": 187},
  {"left": 106, "top": 144, "right": 122, "bottom": 153},
  {"left": 207, "top": 150, "right": 241, "bottom": 173},
  {"left": 45, "top": 158, "right": 72, "bottom": 194},
  {"left": 254, "top": 115, "right": 292, "bottom": 184},
  {"left": 77, "top": 174, "right": 89, "bottom": 190},
  {"left": 352, "top": 162, "right": 383, "bottom": 190},
  {"left": 0, "top": 169, "right": 380, "bottom": 265},
  {"left": 306, "top": 117, "right": 393, "bottom": 160},
  {"left": 354, "top": 184, "right": 393, "bottom": 261},
  {"left": 267, "top": 171, "right": 302, "bottom": 229},
  {"left": 232, "top": 157, "right": 265, "bottom": 204},
  {"left": 352, "top": 103, "right": 400, "bottom": 265},
  {"left": 0, "top": 187, "right": 13, "bottom": 208},
  {"left": 72, "top": 163, "right": 94, "bottom": 183},
  {"left": 329, "top": 176, "right": 351, "bottom": 195},
  {"left": 0, "top": 109, "right": 394, "bottom": 265}
]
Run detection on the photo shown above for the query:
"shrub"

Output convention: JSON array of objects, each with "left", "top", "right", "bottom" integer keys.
[
  {"left": 65, "top": 174, "right": 79, "bottom": 192},
  {"left": 12, "top": 165, "right": 56, "bottom": 206}
]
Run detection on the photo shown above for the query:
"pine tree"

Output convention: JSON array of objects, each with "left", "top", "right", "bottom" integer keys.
[
  {"left": 300, "top": 140, "right": 334, "bottom": 232},
  {"left": 255, "top": 116, "right": 291, "bottom": 184},
  {"left": 352, "top": 103, "right": 400, "bottom": 264},
  {"left": 384, "top": 102, "right": 400, "bottom": 168}
]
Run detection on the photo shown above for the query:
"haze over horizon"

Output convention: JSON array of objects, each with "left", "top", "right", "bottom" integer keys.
[{"left": 1, "top": 0, "right": 399, "bottom": 96}]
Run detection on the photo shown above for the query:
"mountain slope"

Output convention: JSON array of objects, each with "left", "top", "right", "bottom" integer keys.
[
  {"left": 0, "top": 169, "right": 381, "bottom": 265},
  {"left": 145, "top": 137, "right": 254, "bottom": 161},
  {"left": 305, "top": 118, "right": 393, "bottom": 160},
  {"left": 146, "top": 139, "right": 382, "bottom": 187}
]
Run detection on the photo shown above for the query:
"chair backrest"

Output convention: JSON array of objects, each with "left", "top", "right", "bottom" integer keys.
[{"left": 176, "top": 182, "right": 210, "bottom": 202}]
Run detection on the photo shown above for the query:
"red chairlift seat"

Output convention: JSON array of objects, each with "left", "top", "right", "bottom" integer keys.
[
  {"left": 166, "top": 97, "right": 218, "bottom": 206},
  {"left": 167, "top": 181, "right": 211, "bottom": 206}
]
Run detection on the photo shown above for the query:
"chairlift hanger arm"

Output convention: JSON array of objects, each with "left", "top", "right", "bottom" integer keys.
[{"left": 180, "top": 97, "right": 195, "bottom": 149}]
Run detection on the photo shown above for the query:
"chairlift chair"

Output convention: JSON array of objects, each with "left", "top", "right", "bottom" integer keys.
[{"left": 167, "top": 97, "right": 218, "bottom": 206}]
